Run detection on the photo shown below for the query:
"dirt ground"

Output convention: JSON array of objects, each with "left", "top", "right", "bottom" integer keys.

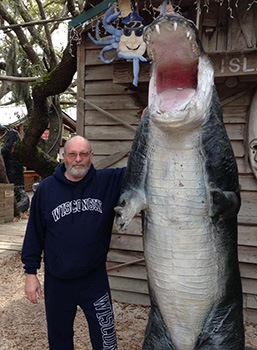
[{"left": 0, "top": 252, "right": 257, "bottom": 350}]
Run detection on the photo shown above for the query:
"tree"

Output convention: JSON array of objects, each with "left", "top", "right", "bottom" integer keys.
[{"left": 0, "top": 0, "right": 84, "bottom": 178}]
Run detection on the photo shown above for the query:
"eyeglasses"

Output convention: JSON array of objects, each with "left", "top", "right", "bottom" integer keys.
[{"left": 65, "top": 151, "right": 91, "bottom": 159}]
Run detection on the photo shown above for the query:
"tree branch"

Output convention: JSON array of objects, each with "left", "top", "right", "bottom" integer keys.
[
  {"left": 35, "top": 0, "right": 58, "bottom": 69},
  {"left": 0, "top": 2, "right": 41, "bottom": 65},
  {"left": 13, "top": 38, "right": 78, "bottom": 177},
  {"left": 14, "top": 0, "right": 52, "bottom": 63},
  {"left": 0, "top": 15, "right": 72, "bottom": 31},
  {"left": 0, "top": 74, "right": 37, "bottom": 82}
]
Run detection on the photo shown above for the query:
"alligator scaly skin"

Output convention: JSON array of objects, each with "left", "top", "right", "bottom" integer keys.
[{"left": 144, "top": 127, "right": 221, "bottom": 350}]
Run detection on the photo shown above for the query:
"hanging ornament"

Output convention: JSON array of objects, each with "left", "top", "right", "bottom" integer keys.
[{"left": 88, "top": 5, "right": 147, "bottom": 86}]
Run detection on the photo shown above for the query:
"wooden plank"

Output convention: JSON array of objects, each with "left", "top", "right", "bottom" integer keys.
[
  {"left": 85, "top": 64, "right": 114, "bottom": 81},
  {"left": 244, "top": 308, "right": 257, "bottom": 324},
  {"left": 223, "top": 106, "right": 248, "bottom": 123},
  {"left": 242, "top": 278, "right": 257, "bottom": 295},
  {"left": 238, "top": 246, "right": 257, "bottom": 265},
  {"left": 239, "top": 75, "right": 257, "bottom": 83},
  {"left": 85, "top": 125, "right": 135, "bottom": 140},
  {"left": 86, "top": 123, "right": 244, "bottom": 149},
  {"left": 0, "top": 220, "right": 27, "bottom": 232},
  {"left": 94, "top": 149, "right": 129, "bottom": 169},
  {"left": 222, "top": 104, "right": 249, "bottom": 115},
  {"left": 238, "top": 192, "right": 257, "bottom": 225},
  {"left": 111, "top": 289, "right": 150, "bottom": 306},
  {"left": 113, "top": 61, "right": 150, "bottom": 84},
  {"left": 85, "top": 48, "right": 117, "bottom": 66},
  {"left": 225, "top": 123, "right": 245, "bottom": 140},
  {"left": 244, "top": 294, "right": 257, "bottom": 310},
  {"left": 85, "top": 109, "right": 141, "bottom": 126},
  {"left": 238, "top": 226, "right": 257, "bottom": 247},
  {"left": 0, "top": 250, "right": 19, "bottom": 257},
  {"left": 0, "top": 242, "right": 22, "bottom": 251},
  {"left": 110, "top": 233, "right": 144, "bottom": 252},
  {"left": 240, "top": 263, "right": 257, "bottom": 279},
  {"left": 107, "top": 249, "right": 144, "bottom": 264},
  {"left": 234, "top": 8, "right": 253, "bottom": 49},
  {"left": 81, "top": 98, "right": 137, "bottom": 132},
  {"left": 93, "top": 156, "right": 128, "bottom": 168},
  {"left": 85, "top": 80, "right": 147, "bottom": 96},
  {"left": 212, "top": 50, "right": 257, "bottom": 78},
  {"left": 221, "top": 90, "right": 250, "bottom": 107},
  {"left": 84, "top": 94, "right": 147, "bottom": 110},
  {"left": 239, "top": 174, "right": 257, "bottom": 191},
  {"left": 107, "top": 264, "right": 147, "bottom": 280},
  {"left": 91, "top": 140, "right": 133, "bottom": 155},
  {"left": 109, "top": 275, "right": 149, "bottom": 294},
  {"left": 237, "top": 158, "right": 253, "bottom": 174},
  {"left": 231, "top": 141, "right": 245, "bottom": 158},
  {"left": 200, "top": 3, "right": 219, "bottom": 52},
  {"left": 0, "top": 235, "right": 24, "bottom": 243}
]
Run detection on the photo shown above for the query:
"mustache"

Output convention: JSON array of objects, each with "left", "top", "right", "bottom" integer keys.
[{"left": 71, "top": 162, "right": 86, "bottom": 167}]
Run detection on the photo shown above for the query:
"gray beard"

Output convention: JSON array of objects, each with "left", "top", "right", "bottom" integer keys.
[{"left": 68, "top": 164, "right": 89, "bottom": 179}]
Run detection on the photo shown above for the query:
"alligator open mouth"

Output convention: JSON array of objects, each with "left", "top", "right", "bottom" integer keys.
[{"left": 144, "top": 13, "right": 206, "bottom": 115}]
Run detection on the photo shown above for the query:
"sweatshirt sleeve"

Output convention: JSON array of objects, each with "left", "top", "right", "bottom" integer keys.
[{"left": 21, "top": 186, "right": 46, "bottom": 274}]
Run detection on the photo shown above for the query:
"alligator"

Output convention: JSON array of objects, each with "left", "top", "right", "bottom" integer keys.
[{"left": 115, "top": 7, "right": 244, "bottom": 350}]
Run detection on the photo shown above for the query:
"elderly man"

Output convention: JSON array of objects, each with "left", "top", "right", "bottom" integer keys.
[{"left": 22, "top": 135, "right": 125, "bottom": 350}]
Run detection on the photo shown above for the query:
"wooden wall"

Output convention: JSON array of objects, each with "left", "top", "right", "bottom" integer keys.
[
  {"left": 75, "top": 0, "right": 257, "bottom": 322},
  {"left": 0, "top": 184, "right": 14, "bottom": 224}
]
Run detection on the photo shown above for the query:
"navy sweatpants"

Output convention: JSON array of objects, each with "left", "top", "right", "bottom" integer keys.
[{"left": 44, "top": 265, "right": 118, "bottom": 350}]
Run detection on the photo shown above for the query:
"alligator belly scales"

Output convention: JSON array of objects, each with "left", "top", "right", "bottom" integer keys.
[
  {"left": 115, "top": 6, "right": 244, "bottom": 350},
  {"left": 145, "top": 133, "right": 220, "bottom": 350}
]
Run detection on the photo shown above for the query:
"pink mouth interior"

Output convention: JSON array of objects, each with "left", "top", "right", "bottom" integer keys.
[
  {"left": 155, "top": 60, "right": 198, "bottom": 111},
  {"left": 156, "top": 62, "right": 197, "bottom": 91}
]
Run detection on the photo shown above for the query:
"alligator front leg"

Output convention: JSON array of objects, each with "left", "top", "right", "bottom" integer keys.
[
  {"left": 115, "top": 109, "right": 151, "bottom": 230},
  {"left": 115, "top": 188, "right": 147, "bottom": 230},
  {"left": 209, "top": 188, "right": 240, "bottom": 219}
]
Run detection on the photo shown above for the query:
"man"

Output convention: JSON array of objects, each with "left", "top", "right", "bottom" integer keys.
[{"left": 22, "top": 135, "right": 125, "bottom": 350}]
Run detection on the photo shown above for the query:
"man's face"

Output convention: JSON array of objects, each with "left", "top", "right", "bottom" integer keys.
[{"left": 63, "top": 138, "right": 94, "bottom": 181}]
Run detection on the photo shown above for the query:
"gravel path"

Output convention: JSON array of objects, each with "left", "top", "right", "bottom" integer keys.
[{"left": 0, "top": 252, "right": 256, "bottom": 350}]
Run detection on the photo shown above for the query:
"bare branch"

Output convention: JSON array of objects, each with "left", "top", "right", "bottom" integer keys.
[
  {"left": 0, "top": 16, "right": 72, "bottom": 31},
  {"left": 14, "top": 0, "right": 52, "bottom": 61},
  {"left": 0, "top": 2, "right": 40, "bottom": 65},
  {"left": 0, "top": 74, "right": 37, "bottom": 82},
  {"left": 35, "top": 0, "right": 58, "bottom": 69}
]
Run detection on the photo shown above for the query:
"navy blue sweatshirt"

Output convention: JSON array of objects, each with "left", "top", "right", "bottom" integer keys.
[{"left": 22, "top": 163, "right": 125, "bottom": 279}]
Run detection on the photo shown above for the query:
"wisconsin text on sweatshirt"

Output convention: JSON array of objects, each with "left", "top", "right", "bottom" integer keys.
[{"left": 52, "top": 198, "right": 103, "bottom": 222}]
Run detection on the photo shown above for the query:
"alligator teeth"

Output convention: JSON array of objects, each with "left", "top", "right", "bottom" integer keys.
[
  {"left": 144, "top": 33, "right": 150, "bottom": 43},
  {"left": 177, "top": 88, "right": 183, "bottom": 91},
  {"left": 155, "top": 24, "right": 160, "bottom": 34},
  {"left": 174, "top": 22, "right": 178, "bottom": 31},
  {"left": 186, "top": 31, "right": 190, "bottom": 38}
]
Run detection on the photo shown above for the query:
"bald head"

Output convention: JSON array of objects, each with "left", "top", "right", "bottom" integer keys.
[{"left": 64, "top": 136, "right": 92, "bottom": 153}]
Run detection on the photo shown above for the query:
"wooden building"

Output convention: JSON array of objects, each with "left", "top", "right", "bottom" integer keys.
[{"left": 70, "top": 0, "right": 257, "bottom": 323}]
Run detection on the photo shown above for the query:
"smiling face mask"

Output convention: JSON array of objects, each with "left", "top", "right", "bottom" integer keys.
[{"left": 118, "top": 22, "right": 146, "bottom": 57}]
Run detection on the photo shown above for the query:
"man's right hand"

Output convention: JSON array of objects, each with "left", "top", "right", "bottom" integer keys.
[{"left": 24, "top": 274, "right": 43, "bottom": 304}]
